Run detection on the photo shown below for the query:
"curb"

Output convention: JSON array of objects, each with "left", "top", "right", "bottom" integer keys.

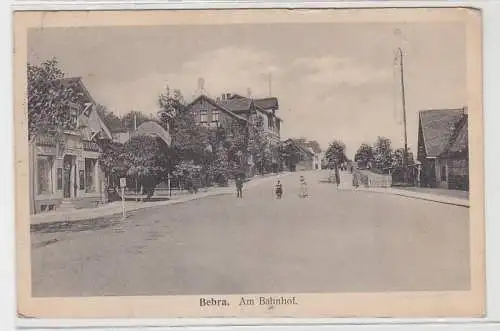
[
  {"left": 353, "top": 188, "right": 469, "bottom": 208},
  {"left": 30, "top": 174, "right": 290, "bottom": 226},
  {"left": 31, "top": 190, "right": 234, "bottom": 226}
]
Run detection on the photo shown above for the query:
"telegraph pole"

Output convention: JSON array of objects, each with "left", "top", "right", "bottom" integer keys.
[
  {"left": 397, "top": 47, "right": 409, "bottom": 182},
  {"left": 268, "top": 72, "right": 272, "bottom": 97}
]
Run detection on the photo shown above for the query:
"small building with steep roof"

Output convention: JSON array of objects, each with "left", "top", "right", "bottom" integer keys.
[{"left": 417, "top": 107, "right": 469, "bottom": 190}]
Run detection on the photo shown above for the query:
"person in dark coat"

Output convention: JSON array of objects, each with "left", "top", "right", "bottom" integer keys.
[
  {"left": 334, "top": 165, "right": 341, "bottom": 188},
  {"left": 236, "top": 176, "right": 244, "bottom": 198}
]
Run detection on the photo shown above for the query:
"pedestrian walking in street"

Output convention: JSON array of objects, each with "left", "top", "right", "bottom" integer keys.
[
  {"left": 334, "top": 165, "right": 341, "bottom": 188},
  {"left": 299, "top": 175, "right": 308, "bottom": 198},
  {"left": 274, "top": 179, "right": 283, "bottom": 199},
  {"left": 235, "top": 176, "right": 244, "bottom": 198},
  {"left": 352, "top": 169, "right": 359, "bottom": 188}
]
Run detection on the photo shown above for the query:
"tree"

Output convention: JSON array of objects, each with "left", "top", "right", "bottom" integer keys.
[
  {"left": 373, "top": 136, "right": 393, "bottom": 171},
  {"left": 158, "top": 86, "right": 185, "bottom": 121},
  {"left": 248, "top": 115, "right": 270, "bottom": 174},
  {"left": 354, "top": 143, "right": 374, "bottom": 168},
  {"left": 27, "top": 58, "right": 86, "bottom": 139},
  {"left": 98, "top": 140, "right": 128, "bottom": 187},
  {"left": 305, "top": 140, "right": 322, "bottom": 153},
  {"left": 158, "top": 87, "right": 211, "bottom": 183},
  {"left": 122, "top": 135, "right": 169, "bottom": 195},
  {"left": 391, "top": 148, "right": 415, "bottom": 168},
  {"left": 325, "top": 140, "right": 347, "bottom": 166},
  {"left": 95, "top": 104, "right": 122, "bottom": 132}
]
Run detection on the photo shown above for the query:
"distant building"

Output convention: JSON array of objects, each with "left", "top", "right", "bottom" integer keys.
[
  {"left": 313, "top": 151, "right": 324, "bottom": 170},
  {"left": 281, "top": 138, "right": 315, "bottom": 172},
  {"left": 222, "top": 93, "right": 282, "bottom": 144},
  {"left": 417, "top": 107, "right": 468, "bottom": 190},
  {"left": 29, "top": 77, "right": 112, "bottom": 214}
]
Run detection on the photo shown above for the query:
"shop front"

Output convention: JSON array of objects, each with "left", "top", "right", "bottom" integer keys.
[{"left": 30, "top": 131, "right": 106, "bottom": 214}]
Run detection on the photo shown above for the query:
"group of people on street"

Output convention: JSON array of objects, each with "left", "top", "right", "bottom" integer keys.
[
  {"left": 234, "top": 164, "right": 363, "bottom": 200},
  {"left": 234, "top": 175, "right": 310, "bottom": 200}
]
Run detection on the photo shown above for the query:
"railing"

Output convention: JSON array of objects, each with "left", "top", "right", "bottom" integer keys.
[{"left": 357, "top": 170, "right": 392, "bottom": 188}]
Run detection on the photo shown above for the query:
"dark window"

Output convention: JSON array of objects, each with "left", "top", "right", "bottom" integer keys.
[
  {"left": 85, "top": 158, "right": 97, "bottom": 192},
  {"left": 79, "top": 170, "right": 85, "bottom": 190},
  {"left": 441, "top": 165, "right": 447, "bottom": 181}
]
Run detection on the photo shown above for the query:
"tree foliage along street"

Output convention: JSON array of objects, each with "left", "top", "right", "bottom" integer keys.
[
  {"left": 373, "top": 136, "right": 393, "bottom": 171},
  {"left": 95, "top": 104, "right": 122, "bottom": 133},
  {"left": 325, "top": 140, "right": 348, "bottom": 166},
  {"left": 354, "top": 138, "right": 415, "bottom": 173},
  {"left": 391, "top": 147, "right": 414, "bottom": 168},
  {"left": 354, "top": 143, "right": 374, "bottom": 168},
  {"left": 27, "top": 58, "right": 87, "bottom": 140},
  {"left": 247, "top": 115, "right": 272, "bottom": 175}
]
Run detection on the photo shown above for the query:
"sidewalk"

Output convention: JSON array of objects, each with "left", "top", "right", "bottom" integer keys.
[
  {"left": 30, "top": 172, "right": 290, "bottom": 225},
  {"left": 324, "top": 172, "right": 469, "bottom": 207},
  {"left": 353, "top": 186, "right": 469, "bottom": 207}
]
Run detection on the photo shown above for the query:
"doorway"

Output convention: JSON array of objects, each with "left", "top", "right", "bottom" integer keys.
[{"left": 63, "top": 155, "right": 73, "bottom": 198}]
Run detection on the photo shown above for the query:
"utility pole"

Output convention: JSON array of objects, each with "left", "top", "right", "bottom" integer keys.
[
  {"left": 397, "top": 47, "right": 409, "bottom": 183},
  {"left": 268, "top": 72, "right": 272, "bottom": 97},
  {"left": 134, "top": 111, "right": 138, "bottom": 201}
]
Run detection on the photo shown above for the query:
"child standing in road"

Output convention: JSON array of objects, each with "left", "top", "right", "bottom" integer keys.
[
  {"left": 275, "top": 179, "right": 283, "bottom": 199},
  {"left": 299, "top": 175, "right": 308, "bottom": 198}
]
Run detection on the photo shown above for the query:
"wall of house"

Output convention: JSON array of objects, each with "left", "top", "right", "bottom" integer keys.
[
  {"left": 190, "top": 97, "right": 238, "bottom": 129},
  {"left": 434, "top": 158, "right": 449, "bottom": 189},
  {"left": 296, "top": 160, "right": 313, "bottom": 172},
  {"left": 446, "top": 157, "right": 469, "bottom": 190}
]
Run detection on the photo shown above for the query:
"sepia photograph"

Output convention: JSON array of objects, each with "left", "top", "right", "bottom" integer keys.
[{"left": 14, "top": 8, "right": 484, "bottom": 318}]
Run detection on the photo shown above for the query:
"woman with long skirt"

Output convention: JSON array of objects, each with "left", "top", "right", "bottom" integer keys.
[{"left": 334, "top": 165, "right": 341, "bottom": 188}]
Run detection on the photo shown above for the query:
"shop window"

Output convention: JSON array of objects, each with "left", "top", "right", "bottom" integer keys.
[
  {"left": 37, "top": 156, "right": 53, "bottom": 195},
  {"left": 85, "top": 158, "right": 97, "bottom": 192}
]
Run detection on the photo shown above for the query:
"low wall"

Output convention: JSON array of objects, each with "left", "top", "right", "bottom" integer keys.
[{"left": 358, "top": 170, "right": 392, "bottom": 188}]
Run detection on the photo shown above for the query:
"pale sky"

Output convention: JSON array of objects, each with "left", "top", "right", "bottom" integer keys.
[{"left": 28, "top": 22, "right": 466, "bottom": 157}]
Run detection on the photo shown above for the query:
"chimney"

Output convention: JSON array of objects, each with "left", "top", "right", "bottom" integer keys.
[
  {"left": 198, "top": 77, "right": 205, "bottom": 90},
  {"left": 221, "top": 94, "right": 226, "bottom": 101},
  {"left": 226, "top": 93, "right": 231, "bottom": 100}
]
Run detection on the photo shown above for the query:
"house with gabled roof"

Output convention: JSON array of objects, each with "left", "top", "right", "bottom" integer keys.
[
  {"left": 185, "top": 94, "right": 249, "bottom": 129},
  {"left": 281, "top": 138, "right": 315, "bottom": 172},
  {"left": 185, "top": 91, "right": 283, "bottom": 173},
  {"left": 417, "top": 107, "right": 469, "bottom": 190},
  {"left": 224, "top": 93, "right": 282, "bottom": 144},
  {"left": 29, "top": 77, "right": 113, "bottom": 214}
]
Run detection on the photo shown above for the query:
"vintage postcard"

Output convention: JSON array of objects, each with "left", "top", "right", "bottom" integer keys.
[{"left": 14, "top": 8, "right": 484, "bottom": 319}]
